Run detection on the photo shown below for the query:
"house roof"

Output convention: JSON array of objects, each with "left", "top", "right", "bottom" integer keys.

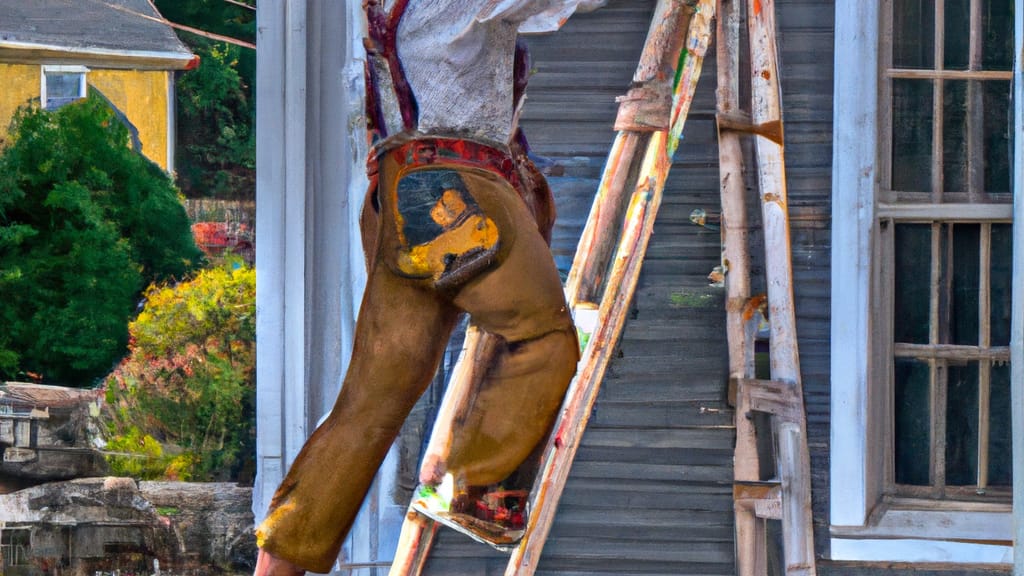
[{"left": 0, "top": 0, "right": 195, "bottom": 70}]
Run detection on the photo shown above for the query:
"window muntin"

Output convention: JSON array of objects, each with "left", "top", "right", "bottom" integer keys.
[
  {"left": 891, "top": 222, "right": 1012, "bottom": 498},
  {"left": 884, "top": 0, "right": 1014, "bottom": 203},
  {"left": 882, "top": 0, "right": 1014, "bottom": 503}
]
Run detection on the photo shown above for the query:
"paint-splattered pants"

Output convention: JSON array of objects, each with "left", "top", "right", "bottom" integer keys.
[{"left": 255, "top": 137, "right": 578, "bottom": 572}]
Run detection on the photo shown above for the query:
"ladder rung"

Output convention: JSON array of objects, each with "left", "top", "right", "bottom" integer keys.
[
  {"left": 734, "top": 377, "right": 804, "bottom": 423},
  {"left": 733, "top": 481, "right": 783, "bottom": 520},
  {"left": 715, "top": 113, "right": 784, "bottom": 145}
]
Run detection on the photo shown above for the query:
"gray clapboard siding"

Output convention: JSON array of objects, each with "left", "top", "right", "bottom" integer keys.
[{"left": 764, "top": 0, "right": 836, "bottom": 564}]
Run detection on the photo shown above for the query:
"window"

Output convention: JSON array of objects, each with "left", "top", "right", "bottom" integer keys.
[
  {"left": 0, "top": 528, "right": 32, "bottom": 567},
  {"left": 41, "top": 65, "right": 88, "bottom": 110},
  {"left": 881, "top": 0, "right": 1015, "bottom": 502},
  {"left": 830, "top": 0, "right": 1019, "bottom": 564}
]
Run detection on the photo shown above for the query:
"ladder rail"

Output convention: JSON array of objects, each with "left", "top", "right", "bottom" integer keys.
[
  {"left": 509, "top": 3, "right": 714, "bottom": 573},
  {"left": 746, "top": 0, "right": 815, "bottom": 571}
]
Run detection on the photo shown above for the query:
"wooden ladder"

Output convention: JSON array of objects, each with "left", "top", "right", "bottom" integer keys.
[
  {"left": 715, "top": 0, "right": 816, "bottom": 574},
  {"left": 388, "top": 1, "right": 716, "bottom": 574}
]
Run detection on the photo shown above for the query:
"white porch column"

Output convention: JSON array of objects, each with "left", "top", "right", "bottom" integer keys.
[{"left": 255, "top": 0, "right": 386, "bottom": 571}]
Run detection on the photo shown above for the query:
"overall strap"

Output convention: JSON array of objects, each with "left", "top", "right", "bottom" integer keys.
[{"left": 364, "top": 0, "right": 417, "bottom": 142}]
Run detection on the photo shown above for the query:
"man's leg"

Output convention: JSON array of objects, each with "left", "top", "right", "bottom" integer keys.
[
  {"left": 444, "top": 168, "right": 578, "bottom": 487},
  {"left": 256, "top": 262, "right": 458, "bottom": 573}
]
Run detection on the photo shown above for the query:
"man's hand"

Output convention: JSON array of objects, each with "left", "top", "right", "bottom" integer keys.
[{"left": 254, "top": 549, "right": 306, "bottom": 576}]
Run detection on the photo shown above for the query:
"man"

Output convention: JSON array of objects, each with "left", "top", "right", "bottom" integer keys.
[{"left": 255, "top": 2, "right": 604, "bottom": 574}]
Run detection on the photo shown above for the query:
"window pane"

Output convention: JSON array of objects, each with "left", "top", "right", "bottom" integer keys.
[
  {"left": 983, "top": 81, "right": 1012, "bottom": 194},
  {"left": 893, "top": 0, "right": 935, "bottom": 68},
  {"left": 942, "top": 81, "right": 968, "bottom": 193},
  {"left": 945, "top": 362, "right": 979, "bottom": 485},
  {"left": 950, "top": 223, "right": 979, "bottom": 346},
  {"left": 894, "top": 224, "right": 932, "bottom": 344},
  {"left": 892, "top": 80, "right": 933, "bottom": 192},
  {"left": 982, "top": 0, "right": 1015, "bottom": 70},
  {"left": 988, "top": 363, "right": 1012, "bottom": 485},
  {"left": 45, "top": 73, "right": 83, "bottom": 110},
  {"left": 895, "top": 358, "right": 932, "bottom": 486},
  {"left": 990, "top": 224, "right": 1012, "bottom": 346},
  {"left": 46, "top": 73, "right": 81, "bottom": 98},
  {"left": 944, "top": 0, "right": 971, "bottom": 70}
]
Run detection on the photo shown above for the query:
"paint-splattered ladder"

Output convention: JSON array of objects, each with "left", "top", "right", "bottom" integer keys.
[{"left": 388, "top": 1, "right": 717, "bottom": 574}]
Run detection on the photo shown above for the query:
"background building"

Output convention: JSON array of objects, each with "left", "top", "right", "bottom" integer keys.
[{"left": 0, "top": 0, "right": 196, "bottom": 171}]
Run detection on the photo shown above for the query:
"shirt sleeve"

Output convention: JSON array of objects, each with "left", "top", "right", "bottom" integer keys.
[{"left": 476, "top": 0, "right": 608, "bottom": 33}]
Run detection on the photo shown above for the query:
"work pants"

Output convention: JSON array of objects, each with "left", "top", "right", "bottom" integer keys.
[{"left": 256, "top": 137, "right": 578, "bottom": 572}]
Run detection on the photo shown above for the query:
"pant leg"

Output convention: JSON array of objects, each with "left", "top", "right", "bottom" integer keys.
[
  {"left": 255, "top": 262, "right": 458, "bottom": 573},
  {"left": 445, "top": 167, "right": 578, "bottom": 487}
]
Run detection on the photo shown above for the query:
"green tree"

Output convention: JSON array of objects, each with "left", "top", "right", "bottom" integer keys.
[
  {"left": 155, "top": 0, "right": 256, "bottom": 199},
  {"left": 0, "top": 96, "right": 203, "bottom": 384},
  {"left": 105, "top": 262, "right": 256, "bottom": 482},
  {"left": 175, "top": 42, "right": 255, "bottom": 199}
]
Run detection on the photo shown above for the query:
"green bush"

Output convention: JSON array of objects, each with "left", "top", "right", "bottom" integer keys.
[
  {"left": 104, "top": 425, "right": 195, "bottom": 481},
  {"left": 105, "top": 262, "right": 255, "bottom": 482},
  {"left": 0, "top": 96, "right": 203, "bottom": 384}
]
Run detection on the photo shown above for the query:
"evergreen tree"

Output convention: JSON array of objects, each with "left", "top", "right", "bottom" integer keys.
[{"left": 0, "top": 96, "right": 203, "bottom": 384}]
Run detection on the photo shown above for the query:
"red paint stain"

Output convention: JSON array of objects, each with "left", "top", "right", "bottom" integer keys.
[{"left": 753, "top": 0, "right": 762, "bottom": 16}]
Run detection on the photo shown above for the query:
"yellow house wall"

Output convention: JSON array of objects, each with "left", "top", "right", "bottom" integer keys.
[
  {"left": 0, "top": 63, "right": 41, "bottom": 148},
  {"left": 0, "top": 64, "right": 172, "bottom": 170},
  {"left": 89, "top": 69, "right": 171, "bottom": 170}
]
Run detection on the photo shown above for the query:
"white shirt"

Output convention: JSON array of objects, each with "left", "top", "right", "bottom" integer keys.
[{"left": 393, "top": 0, "right": 605, "bottom": 143}]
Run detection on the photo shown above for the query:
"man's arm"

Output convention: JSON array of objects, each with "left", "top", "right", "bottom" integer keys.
[{"left": 477, "top": 0, "right": 608, "bottom": 33}]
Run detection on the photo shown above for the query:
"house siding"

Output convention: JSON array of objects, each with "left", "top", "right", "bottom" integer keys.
[
  {"left": 89, "top": 69, "right": 172, "bottom": 170},
  {"left": 0, "top": 64, "right": 173, "bottom": 170},
  {"left": 0, "top": 63, "right": 41, "bottom": 146}
]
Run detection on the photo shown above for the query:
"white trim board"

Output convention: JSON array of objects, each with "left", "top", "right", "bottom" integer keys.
[
  {"left": 829, "top": 0, "right": 879, "bottom": 529},
  {"left": 1010, "top": 2, "right": 1023, "bottom": 574},
  {"left": 830, "top": 538, "right": 1013, "bottom": 565}
]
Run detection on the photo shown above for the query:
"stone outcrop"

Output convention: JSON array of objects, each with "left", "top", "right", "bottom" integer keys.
[{"left": 0, "top": 477, "right": 256, "bottom": 576}]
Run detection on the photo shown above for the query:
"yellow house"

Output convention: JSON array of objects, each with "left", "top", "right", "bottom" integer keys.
[{"left": 0, "top": 0, "right": 196, "bottom": 171}]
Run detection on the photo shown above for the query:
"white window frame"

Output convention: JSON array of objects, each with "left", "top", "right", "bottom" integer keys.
[
  {"left": 40, "top": 65, "right": 89, "bottom": 110},
  {"left": 830, "top": 0, "right": 1021, "bottom": 564}
]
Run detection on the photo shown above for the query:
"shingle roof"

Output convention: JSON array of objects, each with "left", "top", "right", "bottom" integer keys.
[{"left": 0, "top": 0, "right": 192, "bottom": 64}]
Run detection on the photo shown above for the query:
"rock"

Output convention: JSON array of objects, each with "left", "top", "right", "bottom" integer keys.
[{"left": 0, "top": 477, "right": 256, "bottom": 575}]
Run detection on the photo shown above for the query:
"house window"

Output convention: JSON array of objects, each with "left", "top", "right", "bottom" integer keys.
[
  {"left": 41, "top": 66, "right": 89, "bottom": 110},
  {"left": 829, "top": 0, "right": 1019, "bottom": 564},
  {"left": 880, "top": 0, "right": 1014, "bottom": 502}
]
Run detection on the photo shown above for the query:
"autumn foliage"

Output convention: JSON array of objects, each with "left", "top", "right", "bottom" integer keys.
[{"left": 104, "top": 261, "right": 255, "bottom": 482}]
